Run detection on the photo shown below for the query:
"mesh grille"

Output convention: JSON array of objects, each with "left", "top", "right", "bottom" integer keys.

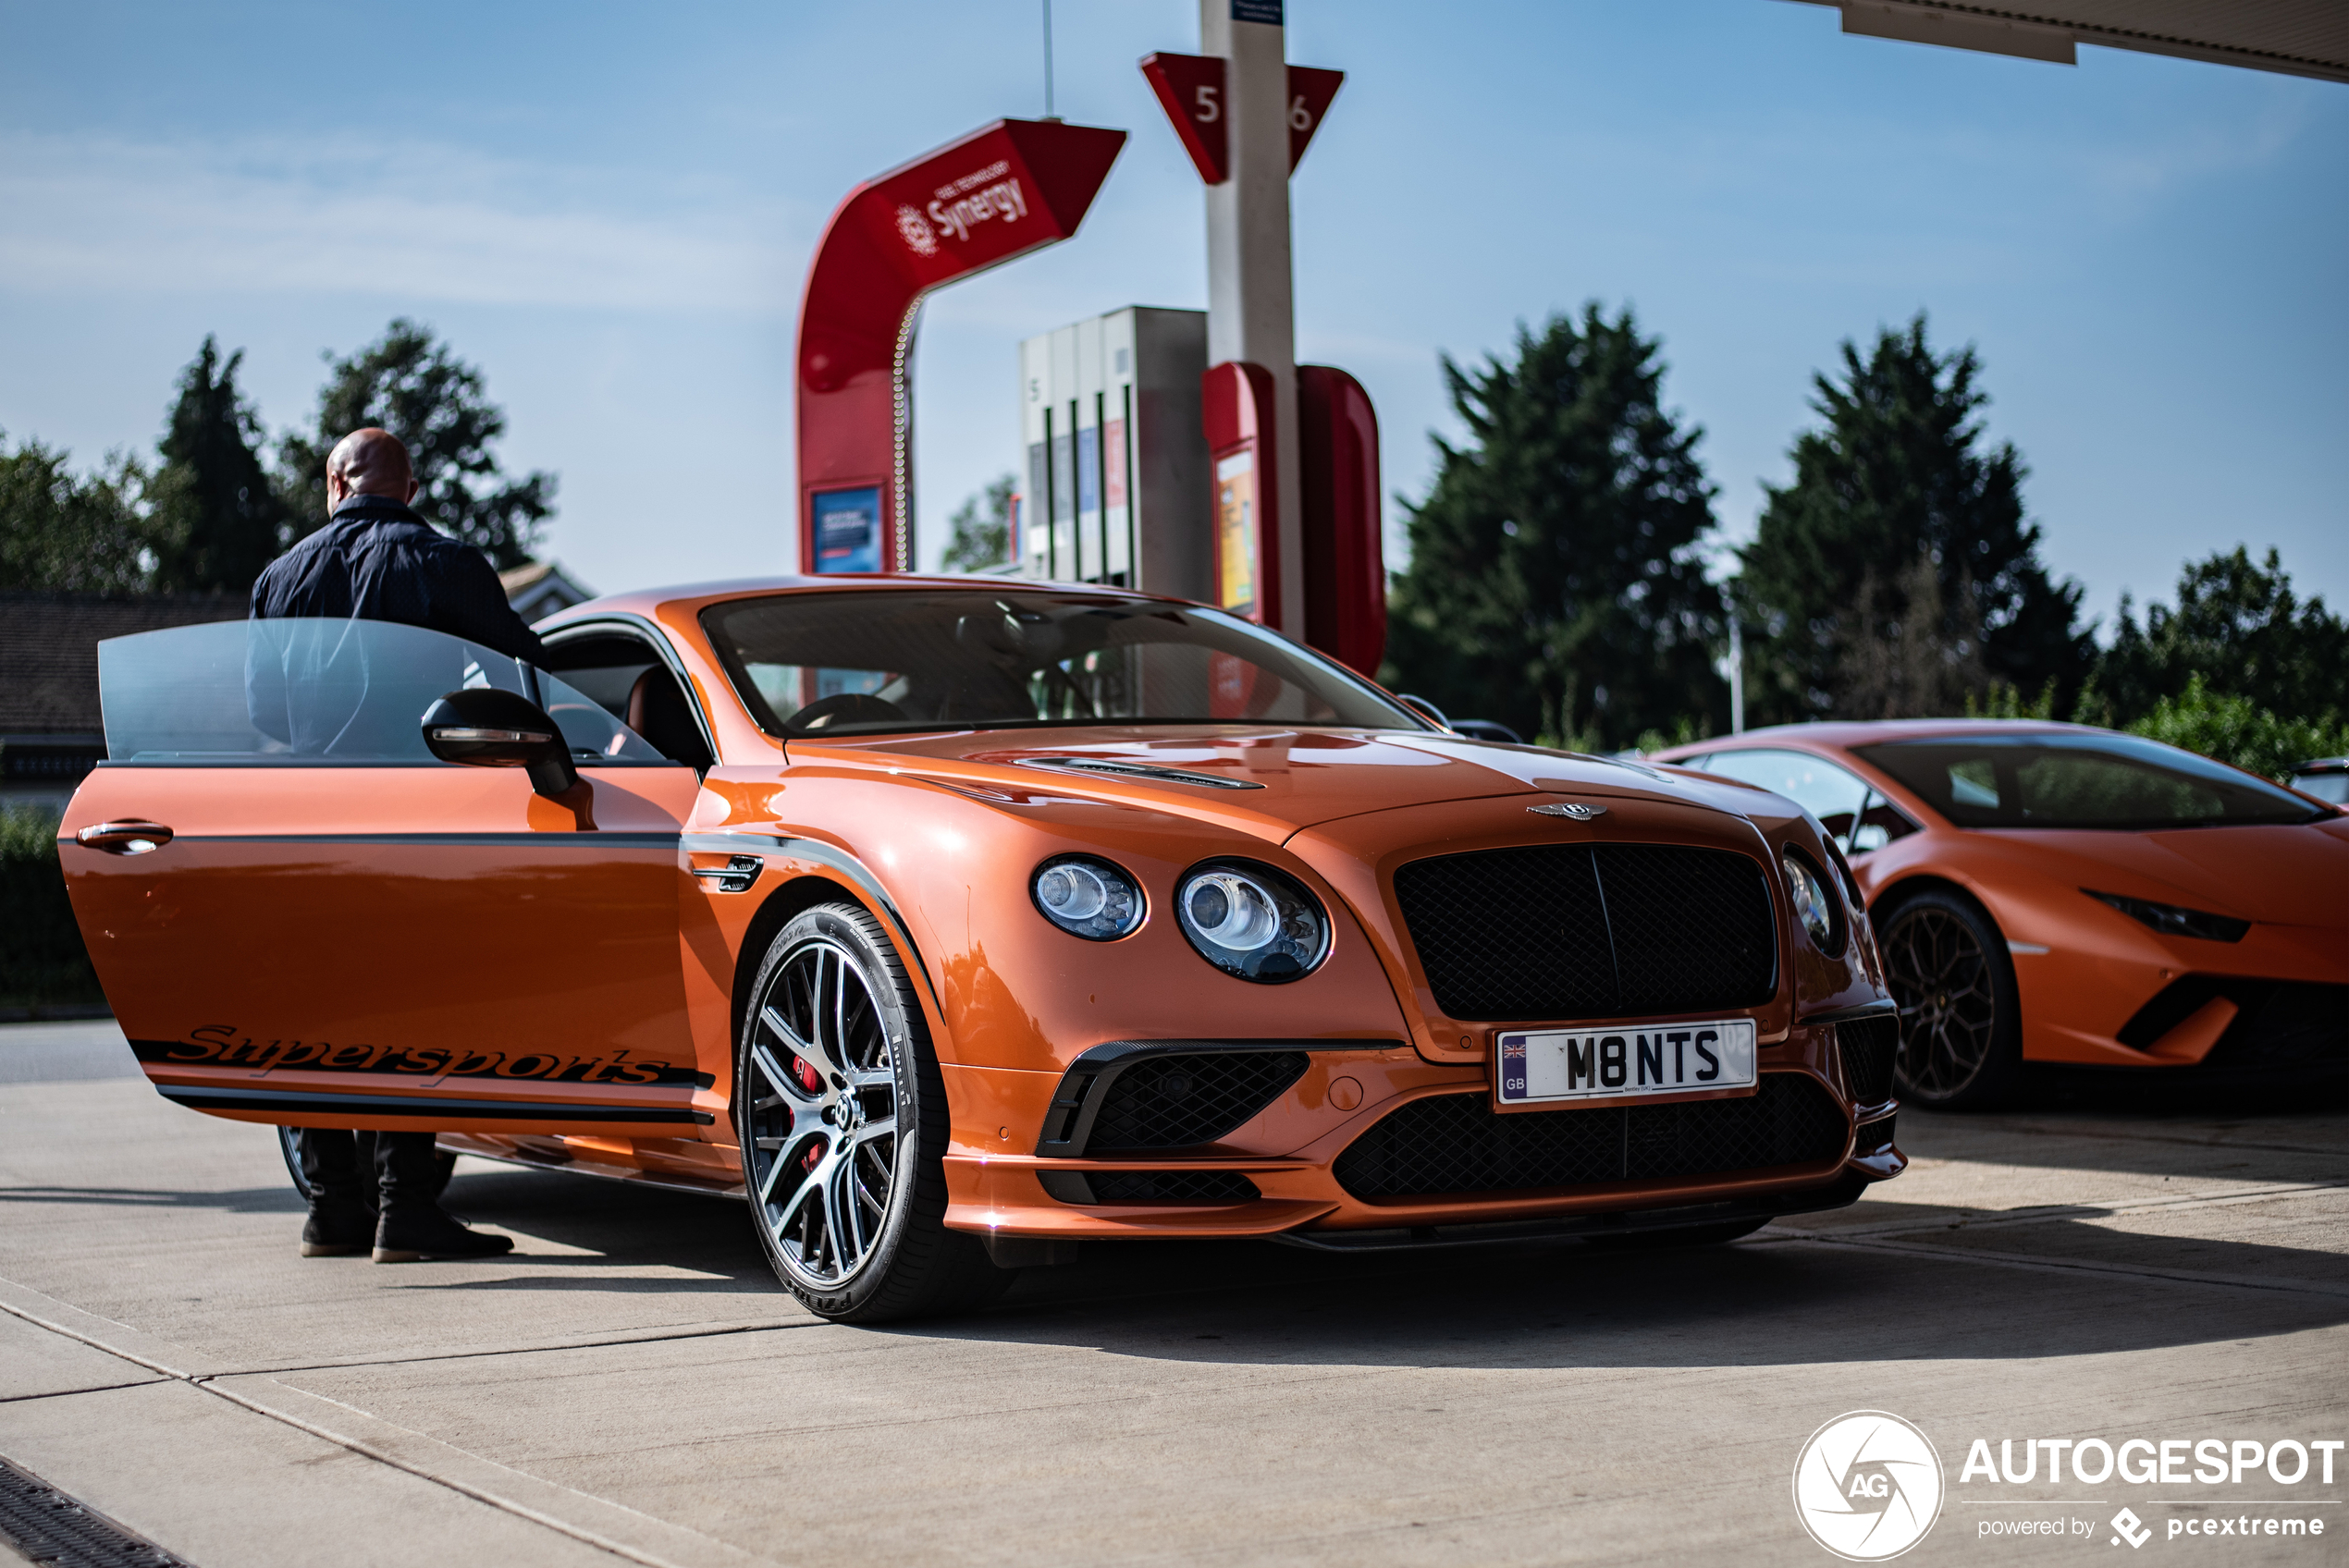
[
  {"left": 1598, "top": 846, "right": 1778, "bottom": 1015},
  {"left": 1392, "top": 843, "right": 1775, "bottom": 1021},
  {"left": 1837, "top": 1015, "right": 1901, "bottom": 1106},
  {"left": 1087, "top": 1051, "right": 1310, "bottom": 1150},
  {"left": 1085, "top": 1170, "right": 1261, "bottom": 1205},
  {"left": 1332, "top": 1074, "right": 1848, "bottom": 1200}
]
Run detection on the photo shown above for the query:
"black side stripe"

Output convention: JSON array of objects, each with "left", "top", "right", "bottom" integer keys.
[
  {"left": 156, "top": 1084, "right": 711, "bottom": 1124},
  {"left": 138, "top": 832, "right": 681, "bottom": 848}
]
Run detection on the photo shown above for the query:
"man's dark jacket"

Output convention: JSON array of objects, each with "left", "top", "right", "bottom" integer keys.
[{"left": 249, "top": 494, "right": 545, "bottom": 661}]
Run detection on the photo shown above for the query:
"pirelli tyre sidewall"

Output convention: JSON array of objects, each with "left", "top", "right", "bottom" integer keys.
[{"left": 734, "top": 900, "right": 1002, "bottom": 1323}]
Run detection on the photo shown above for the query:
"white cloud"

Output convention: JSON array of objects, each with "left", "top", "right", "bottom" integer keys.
[{"left": 0, "top": 131, "right": 804, "bottom": 315}]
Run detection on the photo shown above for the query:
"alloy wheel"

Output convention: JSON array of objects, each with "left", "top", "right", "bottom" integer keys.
[
  {"left": 1882, "top": 904, "right": 2000, "bottom": 1099},
  {"left": 744, "top": 937, "right": 901, "bottom": 1287}
]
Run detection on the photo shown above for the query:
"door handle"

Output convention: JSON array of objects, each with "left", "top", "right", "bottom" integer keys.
[{"left": 76, "top": 820, "right": 174, "bottom": 854}]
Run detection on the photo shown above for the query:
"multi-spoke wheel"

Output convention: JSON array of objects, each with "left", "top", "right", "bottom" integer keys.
[
  {"left": 736, "top": 902, "right": 1008, "bottom": 1322},
  {"left": 1880, "top": 888, "right": 2021, "bottom": 1109}
]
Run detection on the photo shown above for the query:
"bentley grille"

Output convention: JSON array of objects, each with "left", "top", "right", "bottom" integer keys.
[{"left": 1392, "top": 843, "right": 1777, "bottom": 1021}]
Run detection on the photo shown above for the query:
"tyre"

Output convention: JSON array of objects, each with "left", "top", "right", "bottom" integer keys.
[
  {"left": 1878, "top": 887, "right": 2022, "bottom": 1109},
  {"left": 735, "top": 901, "right": 1008, "bottom": 1323},
  {"left": 1584, "top": 1219, "right": 1768, "bottom": 1250},
  {"left": 277, "top": 1127, "right": 457, "bottom": 1209}
]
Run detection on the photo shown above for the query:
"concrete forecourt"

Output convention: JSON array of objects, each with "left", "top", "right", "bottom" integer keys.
[{"left": 0, "top": 1021, "right": 2342, "bottom": 1567}]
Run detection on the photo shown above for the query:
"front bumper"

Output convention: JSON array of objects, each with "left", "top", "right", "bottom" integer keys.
[{"left": 942, "top": 1022, "right": 1901, "bottom": 1243}]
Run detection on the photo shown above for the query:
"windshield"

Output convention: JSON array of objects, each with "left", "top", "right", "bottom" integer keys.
[
  {"left": 1853, "top": 731, "right": 2322, "bottom": 829},
  {"left": 701, "top": 589, "right": 1427, "bottom": 737},
  {"left": 96, "top": 619, "right": 667, "bottom": 766}
]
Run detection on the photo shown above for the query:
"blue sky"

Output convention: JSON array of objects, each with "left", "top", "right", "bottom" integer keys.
[{"left": 3, "top": 1, "right": 2342, "bottom": 633}]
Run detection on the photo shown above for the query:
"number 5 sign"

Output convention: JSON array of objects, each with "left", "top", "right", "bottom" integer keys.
[{"left": 1139, "top": 53, "right": 1344, "bottom": 186}]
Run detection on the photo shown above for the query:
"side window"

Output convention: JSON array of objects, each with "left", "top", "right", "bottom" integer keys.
[
  {"left": 540, "top": 631, "right": 715, "bottom": 770},
  {"left": 1697, "top": 748, "right": 1874, "bottom": 852},
  {"left": 1853, "top": 790, "right": 1922, "bottom": 852},
  {"left": 98, "top": 619, "right": 665, "bottom": 766}
]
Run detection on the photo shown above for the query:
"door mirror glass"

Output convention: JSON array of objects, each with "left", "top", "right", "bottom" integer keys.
[{"left": 96, "top": 619, "right": 669, "bottom": 766}]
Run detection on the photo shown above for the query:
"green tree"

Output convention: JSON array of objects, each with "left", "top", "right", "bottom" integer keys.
[
  {"left": 941, "top": 473, "right": 1015, "bottom": 571},
  {"left": 0, "top": 431, "right": 156, "bottom": 593},
  {"left": 278, "top": 319, "right": 555, "bottom": 569},
  {"left": 147, "top": 337, "right": 287, "bottom": 592},
  {"left": 2083, "top": 547, "right": 2346, "bottom": 729},
  {"left": 1383, "top": 305, "right": 1726, "bottom": 750},
  {"left": 1737, "top": 314, "right": 2090, "bottom": 723},
  {"left": 0, "top": 803, "right": 103, "bottom": 1008},
  {"left": 2122, "top": 674, "right": 2349, "bottom": 784}
]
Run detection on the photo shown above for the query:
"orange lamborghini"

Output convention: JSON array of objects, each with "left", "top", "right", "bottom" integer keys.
[
  {"left": 63, "top": 580, "right": 1900, "bottom": 1321},
  {"left": 1653, "top": 722, "right": 2347, "bottom": 1108}
]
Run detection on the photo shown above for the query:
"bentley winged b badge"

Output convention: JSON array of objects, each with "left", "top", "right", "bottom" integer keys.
[{"left": 1529, "top": 802, "right": 1607, "bottom": 821}]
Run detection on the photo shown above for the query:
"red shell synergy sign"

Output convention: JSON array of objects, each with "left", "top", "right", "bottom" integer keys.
[{"left": 796, "top": 118, "right": 1125, "bottom": 574}]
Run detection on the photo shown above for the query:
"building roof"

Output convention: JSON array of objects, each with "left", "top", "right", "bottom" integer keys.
[
  {"left": 498, "top": 558, "right": 598, "bottom": 622},
  {"left": 1796, "top": 1, "right": 2349, "bottom": 82},
  {"left": 0, "top": 592, "right": 242, "bottom": 736}
]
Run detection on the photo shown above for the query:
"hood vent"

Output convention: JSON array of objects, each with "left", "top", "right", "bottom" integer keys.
[{"left": 1014, "top": 756, "right": 1266, "bottom": 790}]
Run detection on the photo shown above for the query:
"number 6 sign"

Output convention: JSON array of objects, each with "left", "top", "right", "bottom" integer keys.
[{"left": 1139, "top": 53, "right": 1344, "bottom": 186}]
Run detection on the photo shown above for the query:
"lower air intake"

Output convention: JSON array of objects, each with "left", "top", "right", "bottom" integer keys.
[
  {"left": 1333, "top": 1074, "right": 1849, "bottom": 1201},
  {"left": 1040, "top": 1170, "right": 1261, "bottom": 1206},
  {"left": 1085, "top": 1051, "right": 1310, "bottom": 1151},
  {"left": 1837, "top": 1014, "right": 1901, "bottom": 1106}
]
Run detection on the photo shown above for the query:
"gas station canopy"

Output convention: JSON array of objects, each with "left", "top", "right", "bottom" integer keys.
[{"left": 1796, "top": 0, "right": 2349, "bottom": 83}]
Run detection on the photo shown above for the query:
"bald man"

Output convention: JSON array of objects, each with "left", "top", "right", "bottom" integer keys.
[
  {"left": 250, "top": 428, "right": 544, "bottom": 660},
  {"left": 250, "top": 428, "right": 535, "bottom": 1263}
]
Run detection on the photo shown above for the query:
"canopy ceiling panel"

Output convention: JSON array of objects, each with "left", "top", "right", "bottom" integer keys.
[{"left": 1792, "top": 1, "right": 2349, "bottom": 82}]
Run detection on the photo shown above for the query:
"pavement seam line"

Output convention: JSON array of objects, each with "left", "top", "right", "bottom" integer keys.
[
  {"left": 195, "top": 1375, "right": 765, "bottom": 1568},
  {"left": 223, "top": 1317, "right": 817, "bottom": 1378},
  {"left": 1985, "top": 1124, "right": 2344, "bottom": 1157},
  {"left": 1785, "top": 1233, "right": 2349, "bottom": 1298},
  {"left": 0, "top": 1378, "right": 173, "bottom": 1405},
  {"left": 0, "top": 1283, "right": 768, "bottom": 1568},
  {"left": 1775, "top": 1180, "right": 2348, "bottom": 1241}
]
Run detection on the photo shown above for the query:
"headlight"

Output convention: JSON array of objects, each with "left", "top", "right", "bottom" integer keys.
[
  {"left": 1030, "top": 855, "right": 1144, "bottom": 940},
  {"left": 1780, "top": 848, "right": 1842, "bottom": 953},
  {"left": 1174, "top": 860, "right": 1329, "bottom": 982}
]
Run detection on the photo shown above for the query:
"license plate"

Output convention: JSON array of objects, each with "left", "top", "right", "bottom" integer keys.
[{"left": 1494, "top": 1020, "right": 1757, "bottom": 1107}]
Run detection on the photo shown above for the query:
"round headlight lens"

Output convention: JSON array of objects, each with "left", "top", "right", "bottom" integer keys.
[
  {"left": 1030, "top": 855, "right": 1144, "bottom": 940},
  {"left": 1780, "top": 849, "right": 1839, "bottom": 951},
  {"left": 1174, "top": 860, "right": 1329, "bottom": 982}
]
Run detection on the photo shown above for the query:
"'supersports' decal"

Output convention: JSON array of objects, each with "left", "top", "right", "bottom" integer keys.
[{"left": 133, "top": 1024, "right": 709, "bottom": 1087}]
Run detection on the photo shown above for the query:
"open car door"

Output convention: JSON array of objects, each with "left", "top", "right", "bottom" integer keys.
[{"left": 59, "top": 619, "right": 711, "bottom": 1138}]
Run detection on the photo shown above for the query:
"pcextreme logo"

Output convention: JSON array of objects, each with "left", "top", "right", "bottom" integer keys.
[{"left": 1793, "top": 1411, "right": 1946, "bottom": 1561}]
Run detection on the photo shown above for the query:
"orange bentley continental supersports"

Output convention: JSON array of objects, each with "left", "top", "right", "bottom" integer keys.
[
  {"left": 63, "top": 580, "right": 1901, "bottom": 1321},
  {"left": 1653, "top": 722, "right": 2348, "bottom": 1109}
]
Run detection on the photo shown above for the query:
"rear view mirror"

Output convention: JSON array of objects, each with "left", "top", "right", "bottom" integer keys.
[{"left": 421, "top": 688, "right": 579, "bottom": 798}]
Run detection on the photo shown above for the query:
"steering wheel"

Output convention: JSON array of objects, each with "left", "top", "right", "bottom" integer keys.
[{"left": 784, "top": 692, "right": 910, "bottom": 731}]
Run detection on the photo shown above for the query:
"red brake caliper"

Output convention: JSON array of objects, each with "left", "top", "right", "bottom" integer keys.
[{"left": 794, "top": 1056, "right": 826, "bottom": 1171}]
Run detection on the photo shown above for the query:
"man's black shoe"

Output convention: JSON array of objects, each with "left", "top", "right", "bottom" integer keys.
[
  {"left": 372, "top": 1208, "right": 514, "bottom": 1264},
  {"left": 301, "top": 1197, "right": 377, "bottom": 1257}
]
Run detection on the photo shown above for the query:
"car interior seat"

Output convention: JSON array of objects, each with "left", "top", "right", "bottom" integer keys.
[{"left": 626, "top": 666, "right": 715, "bottom": 769}]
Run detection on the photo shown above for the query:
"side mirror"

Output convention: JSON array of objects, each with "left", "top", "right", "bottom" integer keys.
[
  {"left": 421, "top": 688, "right": 578, "bottom": 798},
  {"left": 1394, "top": 692, "right": 1454, "bottom": 731}
]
